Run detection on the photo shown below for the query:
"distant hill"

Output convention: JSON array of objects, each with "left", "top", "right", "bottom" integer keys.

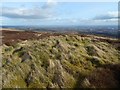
[{"left": 1, "top": 25, "right": 119, "bottom": 38}]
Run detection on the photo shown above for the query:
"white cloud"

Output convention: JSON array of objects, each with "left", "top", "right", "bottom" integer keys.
[
  {"left": 0, "top": 17, "right": 2, "bottom": 25},
  {"left": 2, "top": 7, "right": 50, "bottom": 19},
  {"left": 0, "top": 17, "right": 3, "bottom": 21},
  {"left": 47, "top": 0, "right": 57, "bottom": 4},
  {"left": 108, "top": 11, "right": 118, "bottom": 17},
  {"left": 94, "top": 11, "right": 118, "bottom": 20},
  {"left": 1, "top": 0, "right": 57, "bottom": 19},
  {"left": 43, "top": 0, "right": 57, "bottom": 8}
]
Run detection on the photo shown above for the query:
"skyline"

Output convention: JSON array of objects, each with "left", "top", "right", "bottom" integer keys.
[{"left": 1, "top": 1, "right": 118, "bottom": 26}]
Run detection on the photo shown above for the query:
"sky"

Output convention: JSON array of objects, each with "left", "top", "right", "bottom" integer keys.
[{"left": 0, "top": 0, "right": 118, "bottom": 26}]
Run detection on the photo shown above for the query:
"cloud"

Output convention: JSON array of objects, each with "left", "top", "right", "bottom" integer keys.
[
  {"left": 93, "top": 11, "right": 118, "bottom": 20},
  {"left": 42, "top": 0, "right": 57, "bottom": 9},
  {"left": 1, "top": 0, "right": 57, "bottom": 19},
  {"left": 0, "top": 17, "right": 3, "bottom": 24},
  {"left": 91, "top": 11, "right": 118, "bottom": 25},
  {"left": 2, "top": 7, "right": 52, "bottom": 19}
]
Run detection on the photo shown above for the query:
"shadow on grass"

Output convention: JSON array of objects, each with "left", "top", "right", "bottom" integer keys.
[{"left": 74, "top": 64, "right": 120, "bottom": 88}]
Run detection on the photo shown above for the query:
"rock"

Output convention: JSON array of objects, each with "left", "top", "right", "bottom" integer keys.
[{"left": 21, "top": 52, "right": 32, "bottom": 63}]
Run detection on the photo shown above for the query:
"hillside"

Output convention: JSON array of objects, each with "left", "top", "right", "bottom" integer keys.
[{"left": 1, "top": 30, "right": 120, "bottom": 88}]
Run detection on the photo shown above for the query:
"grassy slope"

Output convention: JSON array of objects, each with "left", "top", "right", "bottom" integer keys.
[{"left": 2, "top": 34, "right": 120, "bottom": 88}]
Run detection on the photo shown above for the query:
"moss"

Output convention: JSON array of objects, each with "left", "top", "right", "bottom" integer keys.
[
  {"left": 28, "top": 83, "right": 46, "bottom": 88},
  {"left": 28, "top": 79, "right": 46, "bottom": 88},
  {"left": 2, "top": 58, "right": 8, "bottom": 66},
  {"left": 4, "top": 75, "right": 27, "bottom": 88},
  {"left": 4, "top": 46, "right": 13, "bottom": 52}
]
